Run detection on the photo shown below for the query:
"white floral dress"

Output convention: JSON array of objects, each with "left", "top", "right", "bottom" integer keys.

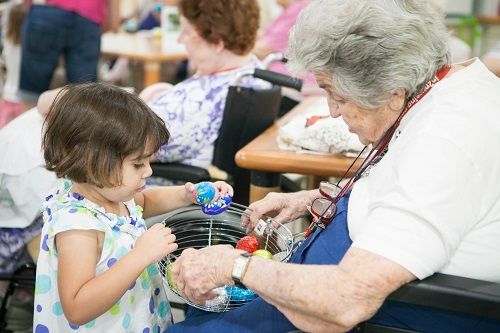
[{"left": 33, "top": 181, "right": 172, "bottom": 333}]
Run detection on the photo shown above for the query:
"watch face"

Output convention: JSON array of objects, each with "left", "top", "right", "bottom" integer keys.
[
  {"left": 232, "top": 254, "right": 251, "bottom": 280},
  {"left": 232, "top": 257, "right": 247, "bottom": 277}
]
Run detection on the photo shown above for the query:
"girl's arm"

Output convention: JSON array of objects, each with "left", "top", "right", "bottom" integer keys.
[
  {"left": 56, "top": 223, "right": 176, "bottom": 325},
  {"left": 136, "top": 181, "right": 233, "bottom": 219}
]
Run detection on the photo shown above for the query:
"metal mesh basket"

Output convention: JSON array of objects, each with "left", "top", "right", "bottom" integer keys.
[{"left": 158, "top": 203, "right": 294, "bottom": 312}]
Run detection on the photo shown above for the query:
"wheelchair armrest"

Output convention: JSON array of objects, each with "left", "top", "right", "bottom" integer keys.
[
  {"left": 388, "top": 273, "right": 500, "bottom": 321},
  {"left": 151, "top": 162, "right": 210, "bottom": 183}
]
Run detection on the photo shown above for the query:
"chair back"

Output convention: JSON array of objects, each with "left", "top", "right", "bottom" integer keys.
[{"left": 212, "top": 85, "right": 282, "bottom": 204}]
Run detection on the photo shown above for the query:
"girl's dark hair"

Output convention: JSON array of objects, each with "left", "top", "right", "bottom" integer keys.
[
  {"left": 179, "top": 0, "right": 259, "bottom": 55},
  {"left": 6, "top": 4, "right": 25, "bottom": 45},
  {"left": 43, "top": 82, "right": 170, "bottom": 187}
]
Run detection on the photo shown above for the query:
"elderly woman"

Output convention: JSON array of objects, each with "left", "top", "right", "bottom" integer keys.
[
  {"left": 169, "top": 1, "right": 500, "bottom": 332},
  {"left": 143, "top": 0, "right": 269, "bottom": 168}
]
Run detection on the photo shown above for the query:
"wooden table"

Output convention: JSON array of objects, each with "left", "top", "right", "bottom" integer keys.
[
  {"left": 101, "top": 31, "right": 188, "bottom": 87},
  {"left": 235, "top": 97, "right": 364, "bottom": 202}
]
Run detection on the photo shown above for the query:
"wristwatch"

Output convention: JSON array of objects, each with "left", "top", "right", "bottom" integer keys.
[{"left": 231, "top": 252, "right": 252, "bottom": 288}]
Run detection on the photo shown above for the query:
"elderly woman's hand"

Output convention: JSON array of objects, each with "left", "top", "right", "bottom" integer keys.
[
  {"left": 242, "top": 190, "right": 319, "bottom": 230},
  {"left": 171, "top": 245, "right": 242, "bottom": 305}
]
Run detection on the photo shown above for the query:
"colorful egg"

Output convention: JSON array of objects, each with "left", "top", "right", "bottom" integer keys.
[
  {"left": 252, "top": 249, "right": 273, "bottom": 259},
  {"left": 204, "top": 287, "right": 228, "bottom": 310},
  {"left": 201, "top": 194, "right": 232, "bottom": 215},
  {"left": 167, "top": 264, "right": 176, "bottom": 290},
  {"left": 235, "top": 235, "right": 260, "bottom": 253},
  {"left": 195, "top": 182, "right": 216, "bottom": 204},
  {"left": 225, "top": 286, "right": 258, "bottom": 302}
]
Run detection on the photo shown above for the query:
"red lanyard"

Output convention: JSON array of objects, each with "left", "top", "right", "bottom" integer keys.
[
  {"left": 305, "top": 66, "right": 451, "bottom": 238},
  {"left": 333, "top": 65, "right": 451, "bottom": 203}
]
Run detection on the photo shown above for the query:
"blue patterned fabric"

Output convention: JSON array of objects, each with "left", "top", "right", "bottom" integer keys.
[
  {"left": 0, "top": 215, "right": 42, "bottom": 274},
  {"left": 148, "top": 57, "right": 269, "bottom": 168}
]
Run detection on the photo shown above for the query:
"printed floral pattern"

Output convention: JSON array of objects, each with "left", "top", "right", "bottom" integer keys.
[
  {"left": 0, "top": 216, "right": 42, "bottom": 274},
  {"left": 149, "top": 56, "right": 270, "bottom": 168}
]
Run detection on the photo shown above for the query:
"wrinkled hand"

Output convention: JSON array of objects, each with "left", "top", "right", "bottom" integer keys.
[
  {"left": 242, "top": 190, "right": 318, "bottom": 230},
  {"left": 171, "top": 245, "right": 241, "bottom": 304},
  {"left": 134, "top": 223, "right": 177, "bottom": 265},
  {"left": 185, "top": 181, "right": 234, "bottom": 204}
]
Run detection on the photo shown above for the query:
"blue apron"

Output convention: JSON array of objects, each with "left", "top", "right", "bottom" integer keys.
[{"left": 167, "top": 192, "right": 500, "bottom": 332}]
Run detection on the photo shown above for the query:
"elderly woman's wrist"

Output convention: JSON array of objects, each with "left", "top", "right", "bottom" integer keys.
[{"left": 222, "top": 249, "right": 246, "bottom": 285}]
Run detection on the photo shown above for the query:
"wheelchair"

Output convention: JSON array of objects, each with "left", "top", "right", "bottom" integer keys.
[
  {"left": 356, "top": 273, "right": 500, "bottom": 332},
  {"left": 0, "top": 262, "right": 36, "bottom": 332},
  {"left": 151, "top": 67, "right": 303, "bottom": 205}
]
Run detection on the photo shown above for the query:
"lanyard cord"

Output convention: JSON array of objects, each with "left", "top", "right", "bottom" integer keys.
[
  {"left": 332, "top": 65, "right": 452, "bottom": 204},
  {"left": 304, "top": 65, "right": 452, "bottom": 237}
]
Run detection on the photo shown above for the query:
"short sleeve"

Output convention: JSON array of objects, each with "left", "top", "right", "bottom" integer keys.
[
  {"left": 350, "top": 135, "right": 482, "bottom": 279},
  {"left": 44, "top": 207, "right": 109, "bottom": 255}
]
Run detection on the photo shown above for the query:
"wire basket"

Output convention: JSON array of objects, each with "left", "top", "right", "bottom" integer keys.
[{"left": 158, "top": 203, "right": 294, "bottom": 312}]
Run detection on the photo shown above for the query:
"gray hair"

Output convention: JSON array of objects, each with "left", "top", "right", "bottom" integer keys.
[{"left": 287, "top": 0, "right": 451, "bottom": 109}]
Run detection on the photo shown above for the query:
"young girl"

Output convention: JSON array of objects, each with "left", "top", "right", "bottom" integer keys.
[
  {"left": 33, "top": 82, "right": 232, "bottom": 332},
  {"left": 0, "top": 2, "right": 26, "bottom": 128}
]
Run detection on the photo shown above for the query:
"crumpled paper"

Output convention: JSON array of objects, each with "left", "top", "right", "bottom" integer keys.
[{"left": 277, "top": 98, "right": 364, "bottom": 156}]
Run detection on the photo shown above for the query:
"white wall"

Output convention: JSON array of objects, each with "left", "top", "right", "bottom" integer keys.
[{"left": 446, "top": 0, "right": 474, "bottom": 15}]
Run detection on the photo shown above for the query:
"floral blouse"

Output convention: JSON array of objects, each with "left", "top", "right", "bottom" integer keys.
[
  {"left": 148, "top": 56, "right": 270, "bottom": 168},
  {"left": 33, "top": 181, "right": 171, "bottom": 333}
]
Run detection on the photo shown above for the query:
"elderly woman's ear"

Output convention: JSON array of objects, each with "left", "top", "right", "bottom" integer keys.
[{"left": 389, "top": 88, "right": 406, "bottom": 112}]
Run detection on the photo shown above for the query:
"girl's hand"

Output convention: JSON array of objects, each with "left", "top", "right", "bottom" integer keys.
[
  {"left": 134, "top": 223, "right": 177, "bottom": 265},
  {"left": 211, "top": 181, "right": 234, "bottom": 200},
  {"left": 184, "top": 181, "right": 234, "bottom": 205}
]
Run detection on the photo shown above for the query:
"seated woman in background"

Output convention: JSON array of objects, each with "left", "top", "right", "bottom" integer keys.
[
  {"left": 0, "top": 101, "right": 61, "bottom": 276},
  {"left": 141, "top": 0, "right": 269, "bottom": 169},
  {"left": 0, "top": 86, "right": 87, "bottom": 275}
]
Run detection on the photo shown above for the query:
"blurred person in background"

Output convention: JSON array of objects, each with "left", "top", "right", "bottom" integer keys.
[
  {"left": 141, "top": 0, "right": 269, "bottom": 172},
  {"left": 254, "top": 0, "right": 317, "bottom": 116},
  {"left": 430, "top": 0, "right": 472, "bottom": 63},
  {"left": 0, "top": 1, "right": 25, "bottom": 128},
  {"left": 483, "top": 48, "right": 500, "bottom": 77},
  {"left": 18, "top": 0, "right": 120, "bottom": 106}
]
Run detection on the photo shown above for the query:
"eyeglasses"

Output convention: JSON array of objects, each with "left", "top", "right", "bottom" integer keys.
[
  {"left": 303, "top": 146, "right": 368, "bottom": 238},
  {"left": 308, "top": 181, "right": 342, "bottom": 225}
]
